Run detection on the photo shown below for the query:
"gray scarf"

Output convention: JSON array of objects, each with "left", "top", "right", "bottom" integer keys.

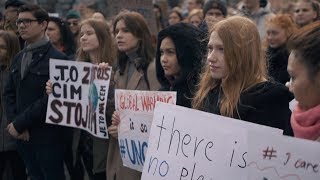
[{"left": 21, "top": 37, "right": 49, "bottom": 79}]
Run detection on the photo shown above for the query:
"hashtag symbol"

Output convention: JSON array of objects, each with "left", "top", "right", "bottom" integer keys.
[
  {"left": 262, "top": 146, "right": 277, "bottom": 160},
  {"left": 120, "top": 139, "right": 126, "bottom": 158}
]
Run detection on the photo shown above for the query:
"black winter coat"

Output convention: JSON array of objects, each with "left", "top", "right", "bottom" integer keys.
[
  {"left": 3, "top": 42, "right": 69, "bottom": 145},
  {"left": 201, "top": 81, "right": 294, "bottom": 136},
  {"left": 267, "top": 46, "right": 290, "bottom": 85}
]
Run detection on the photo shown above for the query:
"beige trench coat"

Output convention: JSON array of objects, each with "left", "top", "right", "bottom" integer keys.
[{"left": 107, "top": 60, "right": 160, "bottom": 180}]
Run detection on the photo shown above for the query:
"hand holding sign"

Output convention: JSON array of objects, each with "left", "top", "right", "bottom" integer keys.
[
  {"left": 46, "top": 80, "right": 53, "bottom": 94},
  {"left": 115, "top": 90, "right": 177, "bottom": 172},
  {"left": 141, "top": 102, "right": 320, "bottom": 180},
  {"left": 108, "top": 111, "right": 120, "bottom": 138},
  {"left": 46, "top": 59, "right": 112, "bottom": 139},
  {"left": 98, "top": 62, "right": 109, "bottom": 69},
  {"left": 112, "top": 111, "right": 120, "bottom": 126}
]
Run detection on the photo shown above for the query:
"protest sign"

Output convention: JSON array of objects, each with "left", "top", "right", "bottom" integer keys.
[
  {"left": 142, "top": 102, "right": 250, "bottom": 179},
  {"left": 108, "top": 0, "right": 157, "bottom": 34},
  {"left": 115, "top": 90, "right": 176, "bottom": 171},
  {"left": 118, "top": 111, "right": 153, "bottom": 172},
  {"left": 141, "top": 102, "right": 307, "bottom": 179},
  {"left": 46, "top": 59, "right": 112, "bottom": 139},
  {"left": 248, "top": 132, "right": 320, "bottom": 180},
  {"left": 115, "top": 89, "right": 176, "bottom": 112}
]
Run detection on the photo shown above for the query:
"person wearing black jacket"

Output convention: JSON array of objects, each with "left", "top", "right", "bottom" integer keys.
[
  {"left": 156, "top": 23, "right": 204, "bottom": 108},
  {"left": 192, "top": 16, "right": 293, "bottom": 136},
  {"left": 265, "top": 14, "right": 297, "bottom": 85},
  {"left": 3, "top": 4, "right": 69, "bottom": 180}
]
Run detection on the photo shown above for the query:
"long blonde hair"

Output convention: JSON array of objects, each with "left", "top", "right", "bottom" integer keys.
[
  {"left": 77, "top": 19, "right": 115, "bottom": 64},
  {"left": 192, "top": 16, "right": 267, "bottom": 118}
]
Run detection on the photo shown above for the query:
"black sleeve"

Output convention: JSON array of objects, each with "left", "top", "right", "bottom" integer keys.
[
  {"left": 3, "top": 68, "right": 18, "bottom": 122},
  {"left": 12, "top": 93, "right": 48, "bottom": 133},
  {"left": 242, "top": 100, "right": 293, "bottom": 136}
]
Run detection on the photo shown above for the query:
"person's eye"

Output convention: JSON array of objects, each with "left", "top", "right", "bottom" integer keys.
[
  {"left": 168, "top": 50, "right": 175, "bottom": 55},
  {"left": 290, "top": 76, "right": 295, "bottom": 81}
]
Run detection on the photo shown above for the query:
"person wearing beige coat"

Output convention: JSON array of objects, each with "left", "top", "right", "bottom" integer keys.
[{"left": 106, "top": 11, "right": 160, "bottom": 180}]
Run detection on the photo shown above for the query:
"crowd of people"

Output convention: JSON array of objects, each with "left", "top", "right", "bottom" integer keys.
[{"left": 0, "top": 0, "right": 319, "bottom": 180}]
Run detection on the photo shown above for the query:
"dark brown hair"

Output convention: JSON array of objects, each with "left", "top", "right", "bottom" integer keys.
[
  {"left": 288, "top": 21, "right": 320, "bottom": 81},
  {"left": 113, "top": 10, "right": 155, "bottom": 75}
]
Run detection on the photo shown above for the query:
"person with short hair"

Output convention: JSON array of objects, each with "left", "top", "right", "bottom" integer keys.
[
  {"left": 203, "top": 0, "right": 227, "bottom": 18},
  {"left": 239, "top": 0, "right": 273, "bottom": 38},
  {"left": 3, "top": 0, "right": 25, "bottom": 47},
  {"left": 187, "top": 0, "right": 204, "bottom": 12},
  {"left": 293, "top": 0, "right": 320, "bottom": 27},
  {"left": 3, "top": 4, "right": 69, "bottom": 180}
]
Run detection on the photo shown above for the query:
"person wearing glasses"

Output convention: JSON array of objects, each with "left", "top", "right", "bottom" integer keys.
[
  {"left": 66, "top": 10, "right": 81, "bottom": 47},
  {"left": 3, "top": 4, "right": 69, "bottom": 180}
]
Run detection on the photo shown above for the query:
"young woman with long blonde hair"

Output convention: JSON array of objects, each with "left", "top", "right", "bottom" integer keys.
[{"left": 192, "top": 16, "right": 293, "bottom": 135}]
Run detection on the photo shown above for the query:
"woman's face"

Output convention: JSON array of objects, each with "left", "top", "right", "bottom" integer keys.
[
  {"left": 287, "top": 51, "right": 320, "bottom": 110},
  {"left": 79, "top": 24, "right": 99, "bottom": 55},
  {"left": 0, "top": 37, "right": 7, "bottom": 61},
  {"left": 46, "top": 21, "right": 61, "bottom": 45},
  {"left": 168, "top": 12, "right": 181, "bottom": 25},
  {"left": 294, "top": 1, "right": 317, "bottom": 27},
  {"left": 115, "top": 20, "right": 139, "bottom": 53},
  {"left": 190, "top": 15, "right": 202, "bottom": 27},
  {"left": 207, "top": 31, "right": 228, "bottom": 80},
  {"left": 266, "top": 24, "right": 287, "bottom": 48},
  {"left": 160, "top": 37, "right": 181, "bottom": 77}
]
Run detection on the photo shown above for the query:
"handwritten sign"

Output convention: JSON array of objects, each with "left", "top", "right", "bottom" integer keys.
[
  {"left": 46, "top": 59, "right": 112, "bottom": 139},
  {"left": 141, "top": 102, "right": 292, "bottom": 179},
  {"left": 115, "top": 90, "right": 176, "bottom": 171},
  {"left": 115, "top": 90, "right": 176, "bottom": 112},
  {"left": 108, "top": 0, "right": 157, "bottom": 35},
  {"left": 248, "top": 132, "right": 320, "bottom": 180},
  {"left": 118, "top": 111, "right": 153, "bottom": 172}
]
